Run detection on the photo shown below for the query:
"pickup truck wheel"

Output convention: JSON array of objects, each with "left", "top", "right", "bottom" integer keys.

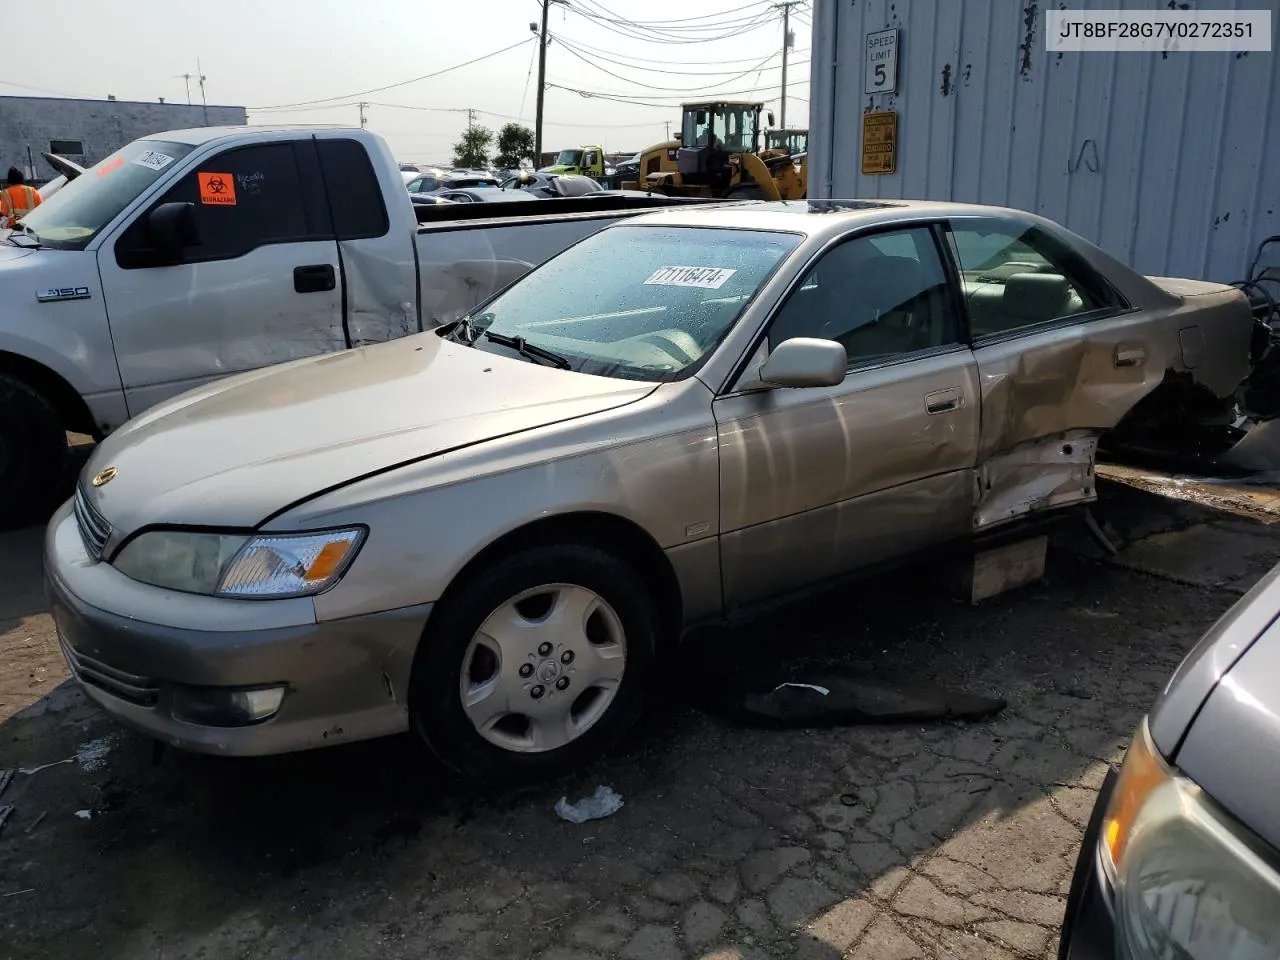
[
  {"left": 410, "top": 543, "right": 655, "bottom": 783},
  {"left": 0, "top": 374, "right": 69, "bottom": 532}
]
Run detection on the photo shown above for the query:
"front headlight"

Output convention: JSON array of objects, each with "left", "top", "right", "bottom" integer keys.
[
  {"left": 1103, "top": 719, "right": 1280, "bottom": 959},
  {"left": 113, "top": 528, "right": 364, "bottom": 598}
]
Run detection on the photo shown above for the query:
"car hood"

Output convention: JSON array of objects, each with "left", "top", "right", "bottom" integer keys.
[{"left": 82, "top": 333, "right": 656, "bottom": 534}]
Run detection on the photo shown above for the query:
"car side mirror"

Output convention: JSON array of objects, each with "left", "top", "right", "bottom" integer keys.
[
  {"left": 147, "top": 202, "right": 199, "bottom": 262},
  {"left": 758, "top": 337, "right": 847, "bottom": 388}
]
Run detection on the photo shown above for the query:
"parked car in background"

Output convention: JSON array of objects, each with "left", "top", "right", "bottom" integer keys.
[
  {"left": 405, "top": 167, "right": 452, "bottom": 194},
  {"left": 502, "top": 173, "right": 603, "bottom": 198},
  {"left": 436, "top": 188, "right": 538, "bottom": 204},
  {"left": 48, "top": 200, "right": 1257, "bottom": 784},
  {"left": 1059, "top": 561, "right": 1280, "bottom": 959},
  {"left": 614, "top": 153, "right": 641, "bottom": 179}
]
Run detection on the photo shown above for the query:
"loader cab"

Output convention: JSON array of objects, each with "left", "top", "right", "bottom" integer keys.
[
  {"left": 764, "top": 129, "right": 808, "bottom": 157},
  {"left": 676, "top": 101, "right": 763, "bottom": 189}
]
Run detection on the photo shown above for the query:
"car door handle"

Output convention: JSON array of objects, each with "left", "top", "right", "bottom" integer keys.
[
  {"left": 1114, "top": 345, "right": 1146, "bottom": 368},
  {"left": 924, "top": 387, "right": 965, "bottom": 415},
  {"left": 293, "top": 264, "right": 336, "bottom": 294}
]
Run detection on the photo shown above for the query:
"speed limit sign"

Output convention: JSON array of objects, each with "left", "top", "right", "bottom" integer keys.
[{"left": 865, "top": 28, "right": 899, "bottom": 95}]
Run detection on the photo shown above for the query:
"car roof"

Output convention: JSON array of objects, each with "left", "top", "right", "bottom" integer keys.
[{"left": 618, "top": 199, "right": 1052, "bottom": 240}]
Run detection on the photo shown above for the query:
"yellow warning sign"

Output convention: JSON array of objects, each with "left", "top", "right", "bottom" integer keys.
[
  {"left": 861, "top": 110, "right": 898, "bottom": 175},
  {"left": 198, "top": 172, "right": 237, "bottom": 206}
]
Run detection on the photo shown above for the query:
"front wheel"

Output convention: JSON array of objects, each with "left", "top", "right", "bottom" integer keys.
[
  {"left": 0, "top": 373, "right": 70, "bottom": 532},
  {"left": 410, "top": 543, "right": 657, "bottom": 783}
]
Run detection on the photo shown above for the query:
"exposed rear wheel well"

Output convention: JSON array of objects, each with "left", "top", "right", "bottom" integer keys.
[
  {"left": 0, "top": 351, "right": 99, "bottom": 437},
  {"left": 436, "top": 512, "right": 684, "bottom": 647}
]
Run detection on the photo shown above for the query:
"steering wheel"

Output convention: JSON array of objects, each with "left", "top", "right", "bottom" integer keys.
[{"left": 636, "top": 329, "right": 702, "bottom": 365}]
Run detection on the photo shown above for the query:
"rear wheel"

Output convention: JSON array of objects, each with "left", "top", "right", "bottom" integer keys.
[
  {"left": 0, "top": 374, "right": 69, "bottom": 531},
  {"left": 722, "top": 184, "right": 767, "bottom": 200},
  {"left": 410, "top": 543, "right": 656, "bottom": 783}
]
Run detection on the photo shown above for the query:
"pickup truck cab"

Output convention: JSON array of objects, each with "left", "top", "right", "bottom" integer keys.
[
  {"left": 540, "top": 145, "right": 606, "bottom": 178},
  {"left": 0, "top": 126, "right": 706, "bottom": 529}
]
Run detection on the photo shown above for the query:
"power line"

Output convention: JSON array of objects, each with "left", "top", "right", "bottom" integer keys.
[
  {"left": 546, "top": 72, "right": 810, "bottom": 102},
  {"left": 548, "top": 33, "right": 807, "bottom": 66},
  {"left": 563, "top": 0, "right": 776, "bottom": 45},
  {"left": 552, "top": 37, "right": 780, "bottom": 94},
  {"left": 249, "top": 39, "right": 533, "bottom": 111},
  {"left": 552, "top": 33, "right": 799, "bottom": 76}
]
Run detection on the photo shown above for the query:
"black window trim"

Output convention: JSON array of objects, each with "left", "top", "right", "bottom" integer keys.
[
  {"left": 942, "top": 215, "right": 1138, "bottom": 348},
  {"left": 114, "top": 139, "right": 321, "bottom": 271},
  {"left": 720, "top": 218, "right": 971, "bottom": 397},
  {"left": 314, "top": 137, "right": 391, "bottom": 242}
]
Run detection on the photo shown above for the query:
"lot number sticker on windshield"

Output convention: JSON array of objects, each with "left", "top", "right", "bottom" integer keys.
[
  {"left": 131, "top": 151, "right": 175, "bottom": 172},
  {"left": 644, "top": 266, "right": 737, "bottom": 289},
  {"left": 198, "top": 172, "right": 237, "bottom": 206}
]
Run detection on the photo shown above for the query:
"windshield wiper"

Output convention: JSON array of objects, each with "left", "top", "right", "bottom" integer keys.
[
  {"left": 4, "top": 226, "right": 39, "bottom": 248},
  {"left": 483, "top": 331, "right": 571, "bottom": 369}
]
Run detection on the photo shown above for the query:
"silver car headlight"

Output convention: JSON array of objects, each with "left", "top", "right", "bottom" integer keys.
[
  {"left": 1103, "top": 719, "right": 1280, "bottom": 959},
  {"left": 113, "top": 528, "right": 365, "bottom": 598}
]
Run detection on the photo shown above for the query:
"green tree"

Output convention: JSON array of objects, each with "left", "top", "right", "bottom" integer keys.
[
  {"left": 494, "top": 123, "right": 535, "bottom": 169},
  {"left": 452, "top": 125, "right": 493, "bottom": 168}
]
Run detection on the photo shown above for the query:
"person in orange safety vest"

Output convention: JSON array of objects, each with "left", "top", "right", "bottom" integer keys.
[{"left": 1, "top": 167, "right": 42, "bottom": 229}]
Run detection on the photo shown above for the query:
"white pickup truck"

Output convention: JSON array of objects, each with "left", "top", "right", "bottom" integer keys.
[{"left": 0, "top": 126, "right": 700, "bottom": 529}]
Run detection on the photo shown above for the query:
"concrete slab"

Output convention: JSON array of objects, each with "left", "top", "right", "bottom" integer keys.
[{"left": 1116, "top": 523, "right": 1280, "bottom": 592}]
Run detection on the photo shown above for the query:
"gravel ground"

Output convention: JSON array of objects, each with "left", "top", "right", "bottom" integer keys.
[{"left": 2, "top": 479, "right": 1278, "bottom": 960}]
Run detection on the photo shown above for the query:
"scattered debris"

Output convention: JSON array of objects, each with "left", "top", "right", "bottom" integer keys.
[
  {"left": 73, "top": 809, "right": 92, "bottom": 821},
  {"left": 18, "top": 758, "right": 73, "bottom": 776},
  {"left": 1, "top": 888, "right": 34, "bottom": 898},
  {"left": 1085, "top": 508, "right": 1120, "bottom": 556},
  {"left": 0, "top": 804, "right": 13, "bottom": 834},
  {"left": 770, "top": 682, "right": 830, "bottom": 697},
  {"left": 0, "top": 768, "right": 12, "bottom": 798},
  {"left": 25, "top": 811, "right": 47, "bottom": 834},
  {"left": 76, "top": 736, "right": 116, "bottom": 774},
  {"left": 740, "top": 669, "right": 1007, "bottom": 727},
  {"left": 555, "top": 786, "right": 624, "bottom": 824}
]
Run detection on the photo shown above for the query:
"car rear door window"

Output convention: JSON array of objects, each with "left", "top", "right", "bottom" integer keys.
[
  {"left": 947, "top": 218, "right": 1126, "bottom": 339},
  {"left": 316, "top": 139, "right": 390, "bottom": 240},
  {"left": 767, "top": 226, "right": 962, "bottom": 365}
]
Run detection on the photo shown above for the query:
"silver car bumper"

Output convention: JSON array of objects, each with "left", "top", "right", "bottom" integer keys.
[{"left": 43, "top": 501, "right": 432, "bottom": 756}]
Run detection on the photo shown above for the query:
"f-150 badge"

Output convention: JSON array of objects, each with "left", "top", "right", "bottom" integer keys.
[{"left": 36, "top": 287, "right": 91, "bottom": 302}]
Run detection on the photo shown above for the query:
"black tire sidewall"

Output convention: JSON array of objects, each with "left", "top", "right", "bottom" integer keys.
[
  {"left": 410, "top": 543, "right": 657, "bottom": 783},
  {"left": 0, "top": 374, "right": 69, "bottom": 531}
]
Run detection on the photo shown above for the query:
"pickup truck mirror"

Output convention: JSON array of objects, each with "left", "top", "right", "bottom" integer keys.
[{"left": 143, "top": 202, "right": 199, "bottom": 265}]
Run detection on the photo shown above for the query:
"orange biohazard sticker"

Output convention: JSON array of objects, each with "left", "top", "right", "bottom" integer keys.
[{"left": 198, "top": 172, "right": 237, "bottom": 206}]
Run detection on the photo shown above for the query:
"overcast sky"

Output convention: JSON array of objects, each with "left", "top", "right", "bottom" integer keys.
[{"left": 2, "top": 0, "right": 812, "bottom": 163}]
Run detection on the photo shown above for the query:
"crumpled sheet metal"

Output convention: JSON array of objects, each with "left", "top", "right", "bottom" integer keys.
[
  {"left": 975, "top": 430, "right": 1099, "bottom": 529},
  {"left": 976, "top": 287, "right": 1253, "bottom": 463},
  {"left": 420, "top": 258, "right": 535, "bottom": 330},
  {"left": 341, "top": 241, "right": 421, "bottom": 348}
]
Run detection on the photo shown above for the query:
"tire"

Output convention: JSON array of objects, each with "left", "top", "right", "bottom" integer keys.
[
  {"left": 410, "top": 542, "right": 657, "bottom": 783},
  {"left": 723, "top": 184, "right": 767, "bottom": 200},
  {"left": 0, "top": 373, "right": 69, "bottom": 532}
]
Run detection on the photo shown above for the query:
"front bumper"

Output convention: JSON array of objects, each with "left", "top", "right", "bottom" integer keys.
[
  {"left": 44, "top": 501, "right": 432, "bottom": 756},
  {"left": 1059, "top": 767, "right": 1119, "bottom": 959}
]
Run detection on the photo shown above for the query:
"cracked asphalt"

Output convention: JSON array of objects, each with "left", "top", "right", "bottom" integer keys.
[{"left": 3, "top": 477, "right": 1280, "bottom": 960}]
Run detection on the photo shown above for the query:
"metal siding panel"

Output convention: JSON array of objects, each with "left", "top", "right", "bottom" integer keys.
[{"left": 817, "top": 0, "right": 1280, "bottom": 279}]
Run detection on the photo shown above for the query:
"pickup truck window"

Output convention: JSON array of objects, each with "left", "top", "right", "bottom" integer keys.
[
  {"left": 316, "top": 139, "right": 390, "bottom": 240},
  {"left": 16, "top": 139, "right": 196, "bottom": 250},
  {"left": 119, "top": 142, "right": 312, "bottom": 266},
  {"left": 465, "top": 225, "right": 801, "bottom": 383}
]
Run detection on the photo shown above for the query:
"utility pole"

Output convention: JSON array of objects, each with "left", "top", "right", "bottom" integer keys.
[
  {"left": 467, "top": 108, "right": 475, "bottom": 132},
  {"left": 533, "top": 0, "right": 566, "bottom": 166},
  {"left": 179, "top": 73, "right": 193, "bottom": 105},
  {"left": 358, "top": 102, "right": 368, "bottom": 128},
  {"left": 664, "top": 120, "right": 671, "bottom": 140},
  {"left": 775, "top": 2, "right": 800, "bottom": 131}
]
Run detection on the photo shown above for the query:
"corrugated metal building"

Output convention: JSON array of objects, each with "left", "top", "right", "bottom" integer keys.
[
  {"left": 0, "top": 96, "right": 246, "bottom": 184},
  {"left": 807, "top": 0, "right": 1280, "bottom": 282}
]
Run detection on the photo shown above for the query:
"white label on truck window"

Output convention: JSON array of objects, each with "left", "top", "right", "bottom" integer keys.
[
  {"left": 131, "top": 151, "right": 175, "bottom": 172},
  {"left": 644, "top": 266, "right": 737, "bottom": 289}
]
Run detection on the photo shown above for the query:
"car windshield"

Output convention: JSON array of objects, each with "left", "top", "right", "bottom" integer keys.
[
  {"left": 555, "top": 150, "right": 583, "bottom": 166},
  {"left": 462, "top": 225, "right": 801, "bottom": 382},
  {"left": 18, "top": 139, "right": 196, "bottom": 250}
]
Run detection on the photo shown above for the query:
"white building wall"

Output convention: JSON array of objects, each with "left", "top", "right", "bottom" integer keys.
[{"left": 807, "top": 0, "right": 1280, "bottom": 282}]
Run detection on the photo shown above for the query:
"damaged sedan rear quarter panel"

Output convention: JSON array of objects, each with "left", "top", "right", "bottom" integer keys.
[{"left": 962, "top": 209, "right": 1253, "bottom": 529}]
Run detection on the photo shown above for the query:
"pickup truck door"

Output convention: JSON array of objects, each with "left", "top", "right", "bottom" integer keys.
[{"left": 97, "top": 139, "right": 346, "bottom": 414}]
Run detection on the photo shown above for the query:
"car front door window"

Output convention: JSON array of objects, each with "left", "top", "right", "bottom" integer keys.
[
  {"left": 948, "top": 218, "right": 1126, "bottom": 339},
  {"left": 766, "top": 226, "right": 961, "bottom": 365}
]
